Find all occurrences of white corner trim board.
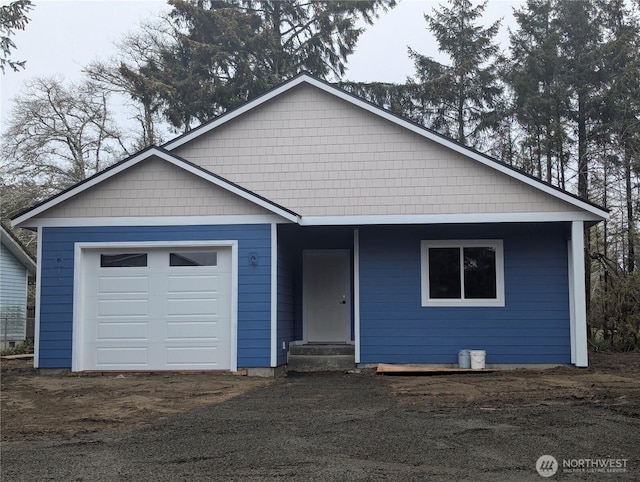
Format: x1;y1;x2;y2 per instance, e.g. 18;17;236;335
353;228;361;364
569;221;588;367
270;223;278;367
33;229;43;368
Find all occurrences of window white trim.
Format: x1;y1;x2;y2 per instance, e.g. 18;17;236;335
421;239;505;307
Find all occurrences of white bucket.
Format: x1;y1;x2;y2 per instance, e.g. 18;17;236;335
458;350;471;369
470;350;486;369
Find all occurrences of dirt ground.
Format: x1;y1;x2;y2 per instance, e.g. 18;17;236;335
1;352;640;481
388;351;640;414
2;352;639;442
0;360;270;442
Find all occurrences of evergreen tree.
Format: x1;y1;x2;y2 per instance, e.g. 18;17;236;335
509;0;570;185
131;0;395;132
0;0;33;73
408;0;503;147
554;0;605;201
85;21;173;148
508;0;640;341
598;0;640;273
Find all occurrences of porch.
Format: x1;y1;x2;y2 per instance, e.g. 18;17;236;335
276;225;357;370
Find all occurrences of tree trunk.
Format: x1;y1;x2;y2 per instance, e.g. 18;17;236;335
546;150;552;184
457;93;465;144
576;92;591;317
535;131;542;179
577;93;588;199
625;150;636;272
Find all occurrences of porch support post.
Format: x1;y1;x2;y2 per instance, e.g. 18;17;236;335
569;220;588;367
354;228;360;364
270;223;278;367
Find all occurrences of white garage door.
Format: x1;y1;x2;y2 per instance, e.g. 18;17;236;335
80;247;232;371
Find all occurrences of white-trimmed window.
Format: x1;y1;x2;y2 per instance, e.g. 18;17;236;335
421;240;505;307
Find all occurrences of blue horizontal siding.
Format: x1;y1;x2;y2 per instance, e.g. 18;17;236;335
38;224;272;369
359;223;572;365
37;330;72;340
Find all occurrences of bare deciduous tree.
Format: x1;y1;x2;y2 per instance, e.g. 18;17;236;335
1;76;129;192
84;20;174;149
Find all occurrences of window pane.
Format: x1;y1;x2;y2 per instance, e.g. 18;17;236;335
463;247;497;299
428;248;461;299
170;252;218;266
100;253;147;268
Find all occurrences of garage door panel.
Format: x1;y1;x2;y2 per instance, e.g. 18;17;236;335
97;299;148;317
81;247;232;371
166;320;219;339
166;298;219;316
167;274;221;293
165;346;219;365
97;322;148;340
98;276;149;294
96;347;148;366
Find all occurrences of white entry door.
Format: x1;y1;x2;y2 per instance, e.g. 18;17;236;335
79;247;232;371
303;250;351;343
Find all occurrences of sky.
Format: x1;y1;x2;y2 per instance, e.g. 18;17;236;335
0;0;524;131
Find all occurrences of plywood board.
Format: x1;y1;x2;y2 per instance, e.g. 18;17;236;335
376;363;498;374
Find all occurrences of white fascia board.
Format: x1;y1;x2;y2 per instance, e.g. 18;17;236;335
299;211;604;226
12;148;299;227
163;73;607;220
0;226;36;273
25;214;291;228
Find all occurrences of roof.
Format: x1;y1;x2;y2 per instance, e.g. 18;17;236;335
1;225;36;274
12;147;300;226
164;72;608;219
11;73;608;228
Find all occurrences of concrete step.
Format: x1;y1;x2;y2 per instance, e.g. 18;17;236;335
288;344;355;356
287;354;356;372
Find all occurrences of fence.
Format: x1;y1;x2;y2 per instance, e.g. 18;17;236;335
1;308;35;351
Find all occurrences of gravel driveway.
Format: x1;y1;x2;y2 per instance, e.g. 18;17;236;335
2;368;639;481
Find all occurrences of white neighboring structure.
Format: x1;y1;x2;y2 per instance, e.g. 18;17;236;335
0;225;36;349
